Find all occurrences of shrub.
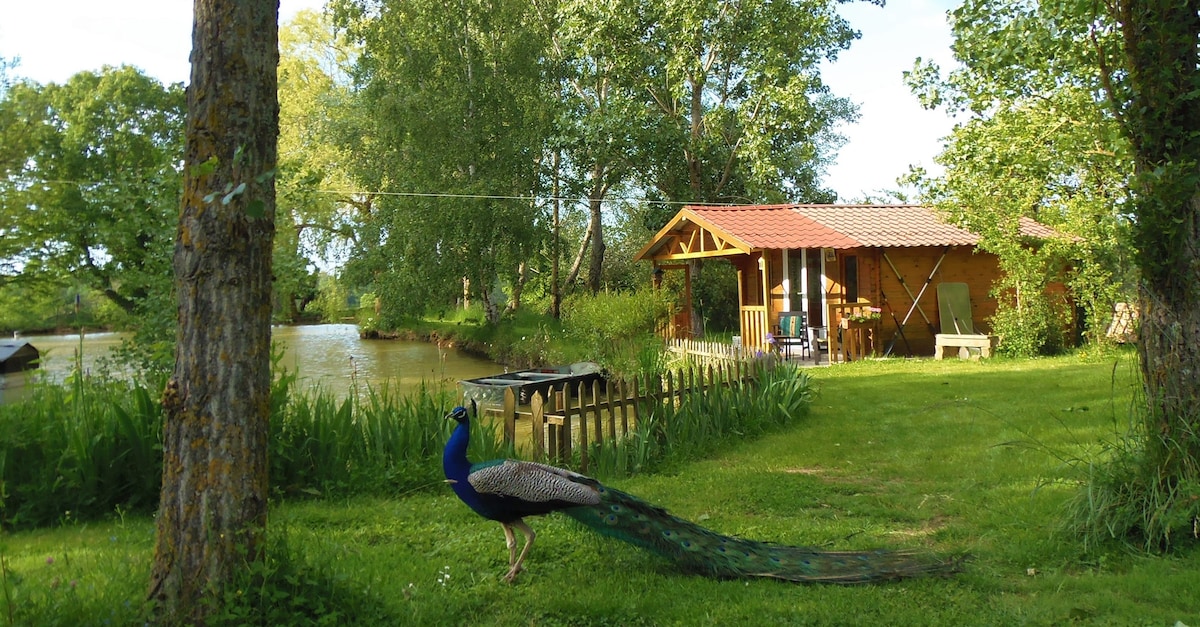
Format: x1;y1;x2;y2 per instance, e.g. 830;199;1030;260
561;288;675;378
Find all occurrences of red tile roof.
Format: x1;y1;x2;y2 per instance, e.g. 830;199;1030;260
634;204;1065;261
687;204;1055;249
687;205;860;249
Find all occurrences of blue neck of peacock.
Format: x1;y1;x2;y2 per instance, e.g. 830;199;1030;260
443;419;473;483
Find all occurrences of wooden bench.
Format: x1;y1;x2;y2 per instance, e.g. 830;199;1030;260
934;334;999;360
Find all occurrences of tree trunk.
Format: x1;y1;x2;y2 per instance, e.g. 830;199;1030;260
1116;0;1200;493
550;149;561;319
564;221;592;286
148;0;278;622
508;261;527;313
586;171;606;294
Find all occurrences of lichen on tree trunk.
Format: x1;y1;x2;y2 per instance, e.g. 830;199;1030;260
148;0;279;621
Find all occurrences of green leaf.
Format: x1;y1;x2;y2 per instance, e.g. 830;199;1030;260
246;199;266;218
194;155;219;176
221;182;247;205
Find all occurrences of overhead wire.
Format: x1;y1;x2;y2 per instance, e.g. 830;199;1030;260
0;178;740;207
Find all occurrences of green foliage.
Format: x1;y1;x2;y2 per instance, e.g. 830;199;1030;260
1068;423;1200;553
580;361;813;478
560;288;674;378
907;0;1134;349
312;273;351;324
0;372;164;529
647;362;814;468
987;250;1072;357
0;67;183;322
335;0;551;324
268;371;506;498
691;260;740;334
0;355;507;529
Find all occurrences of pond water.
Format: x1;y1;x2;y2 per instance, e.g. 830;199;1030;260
23;324;503;399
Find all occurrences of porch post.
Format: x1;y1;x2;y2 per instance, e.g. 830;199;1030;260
759;253;770;345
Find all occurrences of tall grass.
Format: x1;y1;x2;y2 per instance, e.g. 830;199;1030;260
2;356;808;529
0;371;163;529
269;370;506;499
582;362;814;478
0;364;505;530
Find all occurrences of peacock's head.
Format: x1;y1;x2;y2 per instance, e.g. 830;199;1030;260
445;406;469;425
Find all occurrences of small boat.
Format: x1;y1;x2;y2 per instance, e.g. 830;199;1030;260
460;362;603;407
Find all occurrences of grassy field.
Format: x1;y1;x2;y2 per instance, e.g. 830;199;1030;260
3;350;1199;625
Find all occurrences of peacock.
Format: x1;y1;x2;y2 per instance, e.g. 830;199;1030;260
442;406;963;584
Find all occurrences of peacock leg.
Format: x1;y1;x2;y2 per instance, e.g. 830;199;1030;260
503;519;535;583
501;523;518;568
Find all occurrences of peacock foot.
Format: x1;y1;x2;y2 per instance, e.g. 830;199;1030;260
502;563;525;583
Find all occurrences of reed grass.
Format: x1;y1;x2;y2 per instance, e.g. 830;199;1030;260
3;353;798;529
0;360;506;529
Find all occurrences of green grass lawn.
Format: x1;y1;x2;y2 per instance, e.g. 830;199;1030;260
4;350;1199;626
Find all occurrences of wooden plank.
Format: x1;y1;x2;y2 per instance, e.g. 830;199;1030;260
503;387;517;447
591;379;603;444
530;392;544;463
617;379;629;436
630;375;640;432
598;380;611;439
569;384;586;473
558;389;572;463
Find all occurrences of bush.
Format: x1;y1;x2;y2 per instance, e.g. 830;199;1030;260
561;288;675;378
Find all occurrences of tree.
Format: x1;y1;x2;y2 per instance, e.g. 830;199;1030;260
334;0;553;325
602;0;859;333
0;67;184;316
540;0;857;297
275;9;360;321
1099;0;1200;546
905;0;1133;354
630;0;855;217
147;0;279;620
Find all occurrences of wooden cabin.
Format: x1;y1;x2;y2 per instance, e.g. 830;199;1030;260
634;204;1069;360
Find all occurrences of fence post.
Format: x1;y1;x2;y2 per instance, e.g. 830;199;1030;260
557;389;571;463
570;383;586;473
530;391;545;463
503;387;517;449
630;375;641;432
615;379;628;437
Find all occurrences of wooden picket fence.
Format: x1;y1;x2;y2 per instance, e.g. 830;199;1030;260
664;338;751;363
485;361;756;472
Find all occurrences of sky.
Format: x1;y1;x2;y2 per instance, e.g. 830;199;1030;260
0;0;961;203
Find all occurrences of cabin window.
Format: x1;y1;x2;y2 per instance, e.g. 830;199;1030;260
844;255;859;303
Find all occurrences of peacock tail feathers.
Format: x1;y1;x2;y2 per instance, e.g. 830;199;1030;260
561;477;962;584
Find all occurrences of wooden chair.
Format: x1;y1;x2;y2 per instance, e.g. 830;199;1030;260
776;312;810;360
